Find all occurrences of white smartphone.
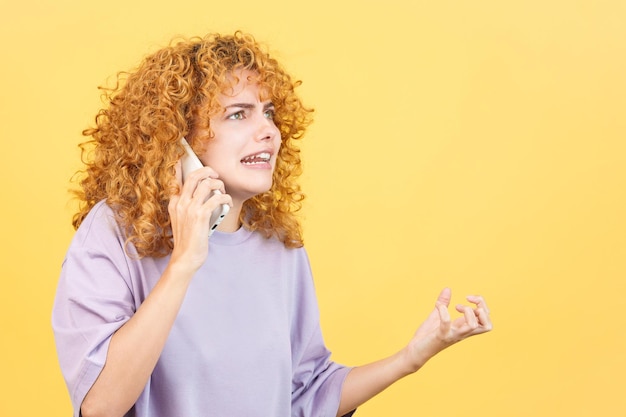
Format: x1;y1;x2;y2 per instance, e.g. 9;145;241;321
180;137;230;236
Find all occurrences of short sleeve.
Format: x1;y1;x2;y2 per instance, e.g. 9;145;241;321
290;249;355;417
51;203;136;416
291;325;355;417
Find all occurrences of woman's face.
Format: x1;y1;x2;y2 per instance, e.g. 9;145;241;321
197;70;281;206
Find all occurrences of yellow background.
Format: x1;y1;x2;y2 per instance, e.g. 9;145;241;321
1;0;625;416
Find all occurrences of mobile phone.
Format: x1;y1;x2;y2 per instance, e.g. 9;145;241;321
180;137;230;236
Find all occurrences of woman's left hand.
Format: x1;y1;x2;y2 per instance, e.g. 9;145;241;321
404;288;493;372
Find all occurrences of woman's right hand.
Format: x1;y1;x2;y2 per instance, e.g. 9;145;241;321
167;161;232;273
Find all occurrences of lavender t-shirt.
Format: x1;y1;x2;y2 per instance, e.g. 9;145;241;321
52;201;352;417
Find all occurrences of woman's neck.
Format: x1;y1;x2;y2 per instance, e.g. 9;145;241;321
215;201;243;233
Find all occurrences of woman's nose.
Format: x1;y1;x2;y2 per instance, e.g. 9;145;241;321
255;115;278;142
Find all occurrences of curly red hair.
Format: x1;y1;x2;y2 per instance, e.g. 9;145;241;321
73;32;312;257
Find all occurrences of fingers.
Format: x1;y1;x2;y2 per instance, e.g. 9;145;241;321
435;287;452;308
475;307;493;331
179;167;221;201
168;166;232;237
435;302;451;339
465;295;492;330
460;304;479;329
191;177;227;206
454;294;493;333
467;295;490;315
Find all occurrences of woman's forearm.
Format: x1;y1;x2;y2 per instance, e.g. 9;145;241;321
80;263;195;417
337;348;419;416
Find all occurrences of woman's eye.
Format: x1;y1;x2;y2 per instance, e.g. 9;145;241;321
228;111;245;120
264;109;275;119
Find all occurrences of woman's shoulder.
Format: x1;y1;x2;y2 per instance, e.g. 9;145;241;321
72;200;126;249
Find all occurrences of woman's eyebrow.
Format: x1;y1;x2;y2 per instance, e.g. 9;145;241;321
224;103;256;110
224;101;275;110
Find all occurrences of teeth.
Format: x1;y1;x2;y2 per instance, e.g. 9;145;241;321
241;152;271;164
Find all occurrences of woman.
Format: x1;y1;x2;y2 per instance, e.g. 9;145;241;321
52;32;492;417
